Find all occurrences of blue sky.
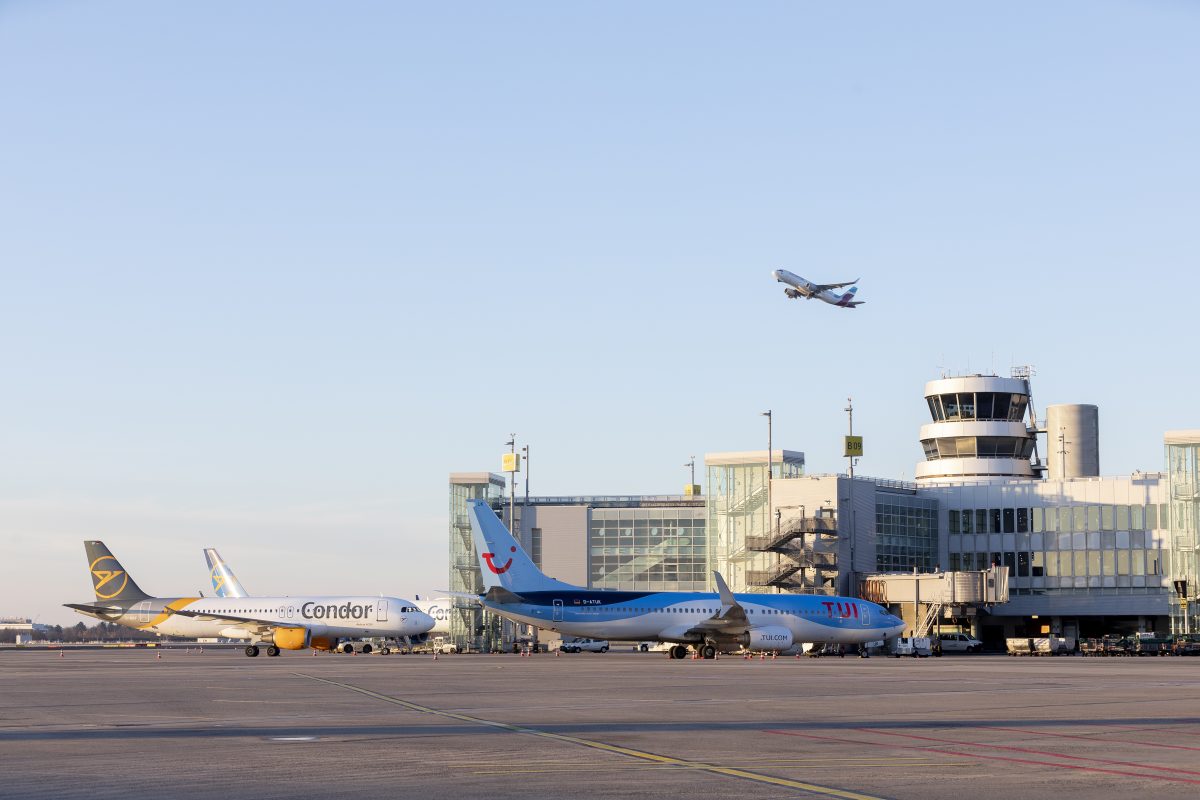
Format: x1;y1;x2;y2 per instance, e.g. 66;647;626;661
3;2;1198;623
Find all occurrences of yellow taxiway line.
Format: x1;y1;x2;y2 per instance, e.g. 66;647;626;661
295;672;887;800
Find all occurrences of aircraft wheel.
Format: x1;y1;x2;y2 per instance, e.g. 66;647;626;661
380;648;390;655
701;645;716;660
244;645;260;658
669;644;688;659
266;645;280;657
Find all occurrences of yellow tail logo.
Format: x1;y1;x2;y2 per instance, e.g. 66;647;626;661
89;556;129;599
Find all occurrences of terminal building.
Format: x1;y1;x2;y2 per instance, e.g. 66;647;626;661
449;373;1200;652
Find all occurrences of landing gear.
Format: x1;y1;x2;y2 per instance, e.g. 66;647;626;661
380;648;391;655
700;644;717;660
244;645;260;658
266;645;281;657
667;644;689;659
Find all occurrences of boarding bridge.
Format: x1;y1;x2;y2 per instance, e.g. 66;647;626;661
859;567;1010;638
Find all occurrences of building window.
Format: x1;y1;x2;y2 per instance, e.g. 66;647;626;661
1003;508;1015;533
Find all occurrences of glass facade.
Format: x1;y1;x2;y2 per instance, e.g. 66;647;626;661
927;392;1028;422
706;453;805;592
947;501;1169;595
448;474;506;652
1167;437;1200;634
589;507;708;591
875;495;938;571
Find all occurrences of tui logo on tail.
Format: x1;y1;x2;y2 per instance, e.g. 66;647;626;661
482;546;517;575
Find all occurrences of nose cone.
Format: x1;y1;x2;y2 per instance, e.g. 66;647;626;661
771;269;783;281
415;612;435;633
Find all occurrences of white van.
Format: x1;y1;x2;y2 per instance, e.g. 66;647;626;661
937;632;983;653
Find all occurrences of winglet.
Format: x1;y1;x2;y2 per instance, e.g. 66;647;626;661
713;571;737;608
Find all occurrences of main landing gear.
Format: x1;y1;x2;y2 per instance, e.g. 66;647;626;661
243;644;281;657
666;644;718;659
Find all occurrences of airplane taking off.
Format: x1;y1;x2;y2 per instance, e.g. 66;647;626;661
66;541;434;657
464;500;904;659
772;269;864;308
203;547;454;638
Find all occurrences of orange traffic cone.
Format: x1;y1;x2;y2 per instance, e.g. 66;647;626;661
156;651;162;660
59;649;64;658
759;652;765;661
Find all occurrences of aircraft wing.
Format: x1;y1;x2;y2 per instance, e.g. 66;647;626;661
813;278;859;291
168;608;282;637
64;602;123;618
661;571;750;640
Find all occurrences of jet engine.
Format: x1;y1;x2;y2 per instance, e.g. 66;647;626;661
742;626;794;651
272;627;312;650
784;288;802;299
407;632;430;645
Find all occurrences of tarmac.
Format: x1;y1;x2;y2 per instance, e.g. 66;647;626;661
3;648;1200;800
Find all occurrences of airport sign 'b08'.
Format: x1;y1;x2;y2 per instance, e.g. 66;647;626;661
844;436;864;457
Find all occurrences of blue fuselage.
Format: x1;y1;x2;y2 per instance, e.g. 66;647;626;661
485;589;905;645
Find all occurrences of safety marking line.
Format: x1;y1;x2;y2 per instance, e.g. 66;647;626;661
765;729;1200;786
294;673;886;800
470;762;957;775
854;727;1200;777
985;724;1200;753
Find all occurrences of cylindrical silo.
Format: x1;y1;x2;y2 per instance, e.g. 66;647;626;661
1046;404;1099;479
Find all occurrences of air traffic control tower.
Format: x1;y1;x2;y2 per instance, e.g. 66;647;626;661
916;375;1039;482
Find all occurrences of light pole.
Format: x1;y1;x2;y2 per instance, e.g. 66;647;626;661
506;434;516;534
844;398;856;595
523;444;529;506
762;410;773;540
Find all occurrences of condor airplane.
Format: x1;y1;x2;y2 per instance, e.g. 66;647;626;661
66;541;434;657
203;547;454;637
465;500;904;659
772;269;864;308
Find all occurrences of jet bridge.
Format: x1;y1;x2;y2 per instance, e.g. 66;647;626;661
859;566;1010;638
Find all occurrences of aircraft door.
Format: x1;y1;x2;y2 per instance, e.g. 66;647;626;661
860;604;871;626
553;599;563;622
377;599;388;622
134;600;151;624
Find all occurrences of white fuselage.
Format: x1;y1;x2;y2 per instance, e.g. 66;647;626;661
124;596;433;641
414;597;454;636
772;269;837;304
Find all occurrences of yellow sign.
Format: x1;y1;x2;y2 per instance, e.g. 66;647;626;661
502;452;521;473
844;436;864;457
684;484;702;496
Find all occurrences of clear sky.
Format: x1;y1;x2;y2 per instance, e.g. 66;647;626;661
3;2;1198;624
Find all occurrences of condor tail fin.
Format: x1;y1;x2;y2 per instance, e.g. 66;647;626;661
203;548;249;598
84;541;151;602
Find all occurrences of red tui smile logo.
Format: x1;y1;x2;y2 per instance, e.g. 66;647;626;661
483;546;517;575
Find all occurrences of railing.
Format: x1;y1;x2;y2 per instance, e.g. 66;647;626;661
745;515;837;552
747;562;801;586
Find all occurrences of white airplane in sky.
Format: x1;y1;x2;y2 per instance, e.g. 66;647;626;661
772;269;864;308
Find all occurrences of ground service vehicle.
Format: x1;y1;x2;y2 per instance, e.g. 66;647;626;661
937;632;983;653
559;638;609;653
